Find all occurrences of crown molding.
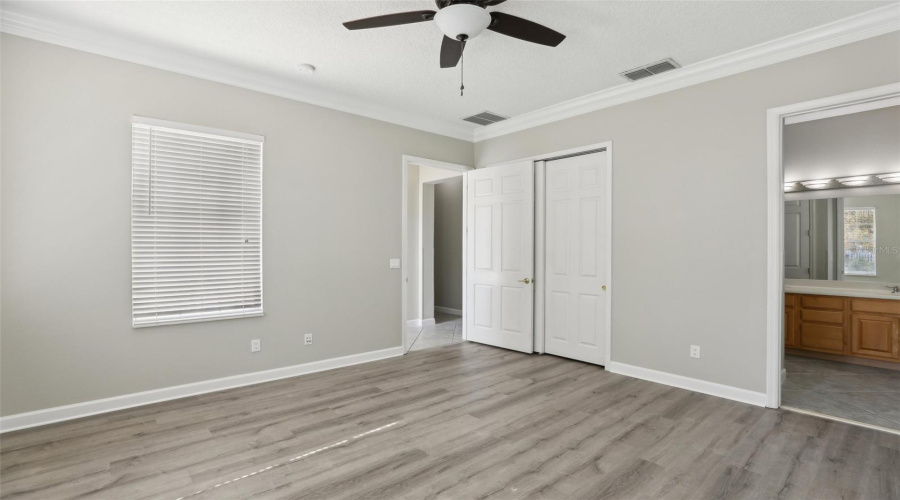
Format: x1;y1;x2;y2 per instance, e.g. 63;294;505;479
474;4;900;142
4;4;898;145
0;10;476;142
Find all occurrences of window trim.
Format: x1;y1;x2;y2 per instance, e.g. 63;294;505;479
132;116;264;143
131;116;265;328
842;206;876;277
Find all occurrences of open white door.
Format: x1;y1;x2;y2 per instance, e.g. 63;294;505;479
466;161;534;353
543;152;609;365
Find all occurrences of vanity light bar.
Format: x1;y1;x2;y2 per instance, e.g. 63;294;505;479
837;175;875;186
801;179;834;190
785;171;900;192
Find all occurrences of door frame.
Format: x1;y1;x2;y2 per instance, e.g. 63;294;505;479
401;155;473;354
765;83;900;408
483;142;613;365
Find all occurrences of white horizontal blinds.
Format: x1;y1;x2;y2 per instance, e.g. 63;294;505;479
132;120;263;327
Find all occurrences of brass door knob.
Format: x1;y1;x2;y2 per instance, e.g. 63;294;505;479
518;278;531;284
602;285;607;291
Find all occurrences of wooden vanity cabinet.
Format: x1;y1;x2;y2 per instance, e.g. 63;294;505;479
797;294;846;354
850;299;900;361
851;315;899;360
785;293;900;363
784;294;798;348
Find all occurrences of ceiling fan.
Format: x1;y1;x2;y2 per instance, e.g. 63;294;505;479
343;0;565;95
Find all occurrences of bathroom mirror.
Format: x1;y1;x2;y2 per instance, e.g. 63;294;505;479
784;193;900;284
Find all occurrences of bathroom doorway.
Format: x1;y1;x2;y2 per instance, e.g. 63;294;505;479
768;84;900;433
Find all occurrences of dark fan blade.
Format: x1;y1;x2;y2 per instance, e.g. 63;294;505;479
481;0;507;5
487;12;565;47
343;10;435;30
440;36;465;68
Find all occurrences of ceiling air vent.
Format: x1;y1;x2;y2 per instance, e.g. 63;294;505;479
620;58;680;82
462;111;509;126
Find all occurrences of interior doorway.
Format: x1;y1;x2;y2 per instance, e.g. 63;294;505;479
766;83;900;434
401;156;471;353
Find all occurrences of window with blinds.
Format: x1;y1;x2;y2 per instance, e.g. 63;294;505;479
132;117;263;327
843;207;876;277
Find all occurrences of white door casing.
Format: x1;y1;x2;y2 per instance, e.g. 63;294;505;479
543;153;609;365
466;161;535;353
784;200;810;279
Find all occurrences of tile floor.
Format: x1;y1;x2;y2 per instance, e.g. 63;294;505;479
782;354;900;431
406;311;463;352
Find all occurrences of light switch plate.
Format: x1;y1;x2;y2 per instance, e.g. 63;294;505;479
389;259;400;269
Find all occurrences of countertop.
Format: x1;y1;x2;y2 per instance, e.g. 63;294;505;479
784;282;900;300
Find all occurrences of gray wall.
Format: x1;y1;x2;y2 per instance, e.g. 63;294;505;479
784;105;900;183
475;33;900;393
0;34;473;416
422;183;436;320
434;178;463;311
3;29;899;414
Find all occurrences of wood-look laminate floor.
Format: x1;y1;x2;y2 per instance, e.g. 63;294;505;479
2;342;899;500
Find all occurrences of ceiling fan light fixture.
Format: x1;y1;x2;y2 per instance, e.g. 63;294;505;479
434;4;491;41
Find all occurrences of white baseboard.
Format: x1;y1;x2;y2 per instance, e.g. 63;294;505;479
606;361;767;407
434;306;462;316
405;318;436;327
0;346;404;433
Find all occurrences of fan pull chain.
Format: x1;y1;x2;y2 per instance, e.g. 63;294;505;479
460;49;465;97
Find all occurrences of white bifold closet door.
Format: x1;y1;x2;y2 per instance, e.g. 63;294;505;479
543;152;609;365
466;161;535;354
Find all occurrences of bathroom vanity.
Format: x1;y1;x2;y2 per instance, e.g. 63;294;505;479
782;190;900;368
784;288;900;365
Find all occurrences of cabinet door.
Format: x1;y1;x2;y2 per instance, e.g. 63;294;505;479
799;323;845;354
851;314;900;360
800;295;845;311
785;308;797;347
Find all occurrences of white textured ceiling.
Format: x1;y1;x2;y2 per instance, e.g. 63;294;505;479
3;1;893;136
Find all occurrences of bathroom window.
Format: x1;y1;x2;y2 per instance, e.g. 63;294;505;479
844;207;876;276
131;117;264;327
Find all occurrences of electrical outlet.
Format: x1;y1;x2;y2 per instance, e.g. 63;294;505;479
304;334;313;345
690;345;700;359
251;339;261;352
